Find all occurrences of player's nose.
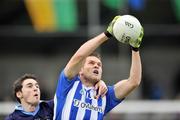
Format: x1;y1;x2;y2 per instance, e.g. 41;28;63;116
94;63;99;68
33;86;38;91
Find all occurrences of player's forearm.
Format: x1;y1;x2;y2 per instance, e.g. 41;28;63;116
75;33;108;58
64;33;108;79
129;51;142;87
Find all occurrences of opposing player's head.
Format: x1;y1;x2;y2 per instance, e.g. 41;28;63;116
13;74;40;106
79;52;102;84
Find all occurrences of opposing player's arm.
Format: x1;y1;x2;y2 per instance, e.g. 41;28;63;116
114;50;142;99
94;80;107;99
64;33;109;80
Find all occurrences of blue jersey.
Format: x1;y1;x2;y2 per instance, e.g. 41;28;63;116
53;70;123;120
5;100;54;120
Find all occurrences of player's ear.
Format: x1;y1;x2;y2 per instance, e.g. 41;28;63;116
79;69;83;76
16;91;23;99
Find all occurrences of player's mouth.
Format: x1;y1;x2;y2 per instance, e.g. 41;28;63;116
34;93;39;97
93;70;99;75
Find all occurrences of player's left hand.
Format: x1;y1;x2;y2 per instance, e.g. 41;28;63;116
94;80;107;99
129;27;144;48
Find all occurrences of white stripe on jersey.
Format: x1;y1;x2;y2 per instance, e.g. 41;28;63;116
102;96;107;113
61;81;80;120
53;94;57;120
90;96;106;120
75;89;86;120
90;98;98;120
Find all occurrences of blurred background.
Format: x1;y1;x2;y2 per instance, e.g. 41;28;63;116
0;0;180;119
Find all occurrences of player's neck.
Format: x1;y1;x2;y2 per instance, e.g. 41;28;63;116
80;75;95;87
21;101;38;112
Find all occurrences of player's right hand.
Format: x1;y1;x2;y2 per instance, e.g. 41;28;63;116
105;15;121;37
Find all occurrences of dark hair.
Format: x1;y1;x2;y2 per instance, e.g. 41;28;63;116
89;52;101;60
13;73;38;103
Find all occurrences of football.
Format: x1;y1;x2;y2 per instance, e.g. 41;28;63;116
113;15;143;45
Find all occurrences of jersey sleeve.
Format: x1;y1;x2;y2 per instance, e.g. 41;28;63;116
55;69;79;98
4;116;12;120
4;113;15;120
104;86;124;115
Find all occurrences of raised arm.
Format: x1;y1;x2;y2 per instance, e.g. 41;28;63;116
64;33;109;79
63;15;121;80
64;16;119;80
114;50;142;99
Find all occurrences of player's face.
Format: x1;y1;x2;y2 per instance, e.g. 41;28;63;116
81;56;102;83
19;79;40;105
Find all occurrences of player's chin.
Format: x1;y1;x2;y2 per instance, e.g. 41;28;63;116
31;100;39;106
92;76;101;83
33;97;40;104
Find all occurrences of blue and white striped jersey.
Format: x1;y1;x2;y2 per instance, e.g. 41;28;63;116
53;70;123;120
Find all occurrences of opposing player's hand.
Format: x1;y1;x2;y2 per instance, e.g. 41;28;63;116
105;16;121;37
94;80;107;99
129;27;144;49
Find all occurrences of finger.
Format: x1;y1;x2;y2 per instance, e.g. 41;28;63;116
101;87;107;97
96;86;102;99
100;86;106;97
94;87;102;99
94;83;98;90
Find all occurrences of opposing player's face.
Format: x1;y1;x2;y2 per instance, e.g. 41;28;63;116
19;79;40;105
81;56;102;83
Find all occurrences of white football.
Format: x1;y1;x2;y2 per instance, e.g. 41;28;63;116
113;15;143;44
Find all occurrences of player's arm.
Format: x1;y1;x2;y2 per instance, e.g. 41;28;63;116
64;33;109;80
111;15;143;99
114;50;142;99
64;16;120;80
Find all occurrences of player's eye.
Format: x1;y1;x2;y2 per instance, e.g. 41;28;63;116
27;85;32;88
89;61;94;65
97;63;102;67
36;85;39;88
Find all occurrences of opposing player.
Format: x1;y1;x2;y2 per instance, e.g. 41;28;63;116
53;15;144;120
5;74;107;120
5;74;53;120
